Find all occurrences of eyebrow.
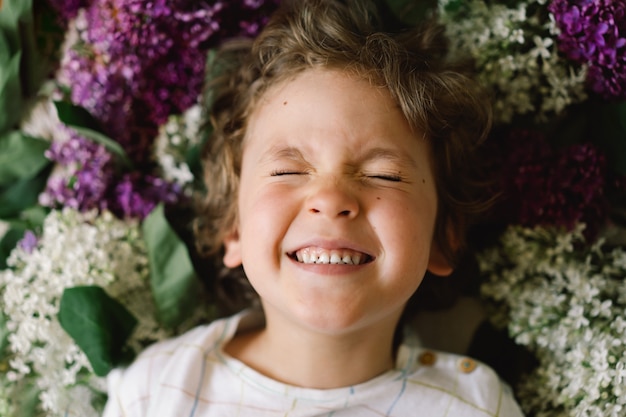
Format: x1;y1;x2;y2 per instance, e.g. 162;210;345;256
357;146;418;168
259;144;417;168
260;145;306;163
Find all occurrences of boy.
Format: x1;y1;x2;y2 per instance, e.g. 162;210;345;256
104;0;524;415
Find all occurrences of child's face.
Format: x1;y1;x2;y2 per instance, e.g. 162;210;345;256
223;69;451;335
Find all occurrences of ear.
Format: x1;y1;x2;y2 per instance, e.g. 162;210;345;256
427;222;458;277
222;228;243;268
427;244;454;277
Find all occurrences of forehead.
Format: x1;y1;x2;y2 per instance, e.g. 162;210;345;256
240;68;435;176
244;68;419;146
254;68;394;111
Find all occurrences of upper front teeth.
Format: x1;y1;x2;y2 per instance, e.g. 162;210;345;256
295;248;365;265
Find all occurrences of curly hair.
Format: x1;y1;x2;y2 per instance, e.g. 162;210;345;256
195;0;492;281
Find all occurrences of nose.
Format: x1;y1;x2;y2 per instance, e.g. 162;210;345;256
306;177;359;219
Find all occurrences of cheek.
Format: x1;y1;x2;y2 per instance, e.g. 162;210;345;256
371;194;436;264
238;187;296;257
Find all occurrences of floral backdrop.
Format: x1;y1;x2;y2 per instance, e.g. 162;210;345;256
0;0;624;416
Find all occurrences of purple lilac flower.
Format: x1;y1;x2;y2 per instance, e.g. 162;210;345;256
45;0;93;22
60;0;280;166
40;132;184;219
40;133;115;212
17;231;39;254
52;1;279;218
549;0;626;99
218;0;282;38
496;130;608;233
112;173;182;220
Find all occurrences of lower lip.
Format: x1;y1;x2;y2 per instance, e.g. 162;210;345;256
288;256;370;275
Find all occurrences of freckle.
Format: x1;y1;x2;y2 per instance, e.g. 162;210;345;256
376;197;381;200
283;101;288;105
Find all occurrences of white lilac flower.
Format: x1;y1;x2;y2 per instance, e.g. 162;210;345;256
480;223;626;416
0;209;169;416
437;0;587;123
153;104;202;191
19;89;70;144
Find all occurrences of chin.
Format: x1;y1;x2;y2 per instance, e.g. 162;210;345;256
288;301;400;337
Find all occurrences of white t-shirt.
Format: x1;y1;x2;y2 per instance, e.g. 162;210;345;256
103;311;524;416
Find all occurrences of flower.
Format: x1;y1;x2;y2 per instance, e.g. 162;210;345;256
39;132;115;213
19;91;71;143
479;224;626;416
0;207;211;416
153;104;202;190
0;209;171;416
549;0;626;99
45;0;280;217
16;231;38;254
1;0;622;415
2;0;276;414
58;0;280;165
491;129;608;233
112;173;181;219
45;0;92;22
38;126;185;220
216;0;281;38
438;0;588;123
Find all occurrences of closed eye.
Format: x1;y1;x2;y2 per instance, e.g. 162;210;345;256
270;170;307;176
368;174;403;182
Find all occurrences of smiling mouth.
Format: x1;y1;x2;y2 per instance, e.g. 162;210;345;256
288;247;373;265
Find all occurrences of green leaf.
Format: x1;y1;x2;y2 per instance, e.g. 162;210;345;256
0;0;33;53
437;0;465;15
53;101;132;167
0;29;11;64
0;226;25;269
53;100;103;132
0;0;40;134
72;125;133;168
0;130;50;186
0;0;33;30
18;21;44;99
142;204;201;328
58;286;138;377
0;164;50;219
0;52;23;134
2;205;48;231
0;205;48;269
17;204;48;227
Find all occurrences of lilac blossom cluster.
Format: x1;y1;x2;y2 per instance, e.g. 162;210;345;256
58;0;279;165
45;0;92;22
40;133;114;213
480;224;626;417
498;130;608;233
40;132;180;219
46;0;278;219
549;0;626;99
113;172;181;219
